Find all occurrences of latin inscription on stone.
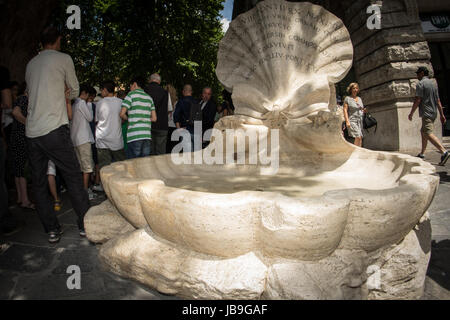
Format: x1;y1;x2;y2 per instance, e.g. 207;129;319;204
218;0;351;82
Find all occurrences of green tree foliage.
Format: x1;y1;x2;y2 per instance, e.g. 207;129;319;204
52;0;225;98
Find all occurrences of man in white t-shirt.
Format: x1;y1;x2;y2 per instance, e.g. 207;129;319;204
95;80;126;172
70;85;95;199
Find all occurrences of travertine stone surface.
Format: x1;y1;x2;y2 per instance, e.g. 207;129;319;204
361;79;419;105
367;213;432;299
85;0;436;300
354;42;431;76
354;25;425;62
94;206;432;300
396;106;443;151
84;200;135;244
361;78;439;106
362;102;443;152
360;104;403;151
346;1;417;35
351;15;420;47
358;61;433;90
99;228;268;299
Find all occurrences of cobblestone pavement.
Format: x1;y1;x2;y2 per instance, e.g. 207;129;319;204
1;142;449;300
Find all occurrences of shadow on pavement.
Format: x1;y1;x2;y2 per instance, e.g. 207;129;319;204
437;171;450;184
427;239;450;291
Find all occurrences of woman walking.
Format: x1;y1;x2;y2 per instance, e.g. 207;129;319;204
10;83;34;209
343;83;367;147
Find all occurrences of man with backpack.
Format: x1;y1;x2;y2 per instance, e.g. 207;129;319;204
173;84;202;151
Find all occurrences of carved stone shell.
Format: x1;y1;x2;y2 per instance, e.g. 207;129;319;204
216;0;353;121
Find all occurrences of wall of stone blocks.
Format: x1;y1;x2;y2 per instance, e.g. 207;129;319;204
343;0;442;151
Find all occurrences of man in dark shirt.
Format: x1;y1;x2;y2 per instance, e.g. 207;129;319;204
174;84;196;132
145;73;169;155
198;87;217;148
409;66;448;165
173;84;199;151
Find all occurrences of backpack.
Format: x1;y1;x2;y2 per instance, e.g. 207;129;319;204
187;101;202;126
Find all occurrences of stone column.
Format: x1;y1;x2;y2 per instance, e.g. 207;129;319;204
344;0;441;151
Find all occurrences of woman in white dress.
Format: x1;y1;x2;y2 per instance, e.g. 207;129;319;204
343;83;367;147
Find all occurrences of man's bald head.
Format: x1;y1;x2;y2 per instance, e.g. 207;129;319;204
149;73;161;84
201;87;212;102
183;84;193;96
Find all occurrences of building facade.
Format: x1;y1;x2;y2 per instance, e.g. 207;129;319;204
233;0;450;151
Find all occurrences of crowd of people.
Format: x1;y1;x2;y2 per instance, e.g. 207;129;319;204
1;26;449;245
0;27;234;243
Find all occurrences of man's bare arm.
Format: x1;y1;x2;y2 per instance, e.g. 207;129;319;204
66;100;73;121
408;97;421;121
12;106;26;125
65;86;73;120
437;99;446;124
65;56;79;100
1;88;12;110
120;107;128;121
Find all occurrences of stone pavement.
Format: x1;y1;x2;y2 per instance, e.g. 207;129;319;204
0;193;177;300
410;137;450;300
1;142;450;300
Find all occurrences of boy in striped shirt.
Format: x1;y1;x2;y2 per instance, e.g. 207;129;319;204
120;77;157;158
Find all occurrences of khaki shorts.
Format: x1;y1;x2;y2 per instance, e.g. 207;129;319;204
421;118;435;135
74;143;94;173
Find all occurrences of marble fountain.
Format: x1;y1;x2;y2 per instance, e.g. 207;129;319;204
85;0;438;299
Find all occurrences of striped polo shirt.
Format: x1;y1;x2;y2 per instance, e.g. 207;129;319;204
121;88;155;143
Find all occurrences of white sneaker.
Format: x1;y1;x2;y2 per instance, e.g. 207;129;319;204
92;184;104;192
87;189;97;200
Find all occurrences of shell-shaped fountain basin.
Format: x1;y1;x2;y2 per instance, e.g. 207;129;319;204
87;0;438;299
100;141;438;261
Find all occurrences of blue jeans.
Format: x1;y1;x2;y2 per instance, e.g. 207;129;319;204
125;147;133;160
127;140;151;159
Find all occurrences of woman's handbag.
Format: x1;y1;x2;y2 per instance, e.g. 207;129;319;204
363;112;377;132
